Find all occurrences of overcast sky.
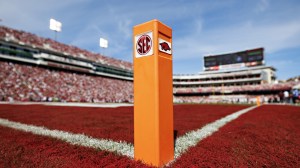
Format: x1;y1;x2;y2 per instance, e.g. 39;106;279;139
1;0;300;80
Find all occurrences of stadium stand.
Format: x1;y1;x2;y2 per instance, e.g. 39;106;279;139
174;94;283;104
0;26;132;70
0;61;133;103
0;25;299;104
173;82;295;94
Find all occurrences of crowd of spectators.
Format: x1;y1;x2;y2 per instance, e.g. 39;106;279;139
1;61;298;104
173;82;297;94
174;95;248;104
0;26;132;70
1;26;299;104
0;61;133;103
174;94;286;104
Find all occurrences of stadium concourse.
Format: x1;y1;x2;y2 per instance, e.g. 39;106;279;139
0;25;300;104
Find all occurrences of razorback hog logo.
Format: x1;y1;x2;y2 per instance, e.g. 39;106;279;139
159;42;171;51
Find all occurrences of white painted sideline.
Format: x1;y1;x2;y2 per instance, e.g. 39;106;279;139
0;118;134;158
172;105;257;160
0;101;133;108
0;105;257;165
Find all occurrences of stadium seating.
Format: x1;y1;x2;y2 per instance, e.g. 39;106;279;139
0;26;132;70
0;61;133;103
1;26;299;104
174;82;295;94
174;94;283;104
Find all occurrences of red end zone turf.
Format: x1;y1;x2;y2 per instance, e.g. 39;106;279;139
171;105;300;167
0;126;150;168
1;104;299;167
0;104;246;143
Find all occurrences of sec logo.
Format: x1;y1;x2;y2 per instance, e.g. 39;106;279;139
137;35;152;55
135;31;153;58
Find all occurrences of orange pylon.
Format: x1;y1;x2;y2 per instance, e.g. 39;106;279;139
133;19;174;167
256;96;261;106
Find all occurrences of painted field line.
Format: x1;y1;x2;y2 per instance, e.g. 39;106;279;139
0;105;257;165
172;105;257;162
0;118;134;158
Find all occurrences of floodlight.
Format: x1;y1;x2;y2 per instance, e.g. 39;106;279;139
49;18;62;32
100;38;108;48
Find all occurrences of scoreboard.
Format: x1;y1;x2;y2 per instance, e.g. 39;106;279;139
204;48;264;71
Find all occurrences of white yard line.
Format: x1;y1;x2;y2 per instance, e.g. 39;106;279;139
170;105;257;164
0;105;257;165
0;118;134;158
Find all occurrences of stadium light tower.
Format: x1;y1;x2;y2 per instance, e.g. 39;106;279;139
99;37;108;55
49;18;62;41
